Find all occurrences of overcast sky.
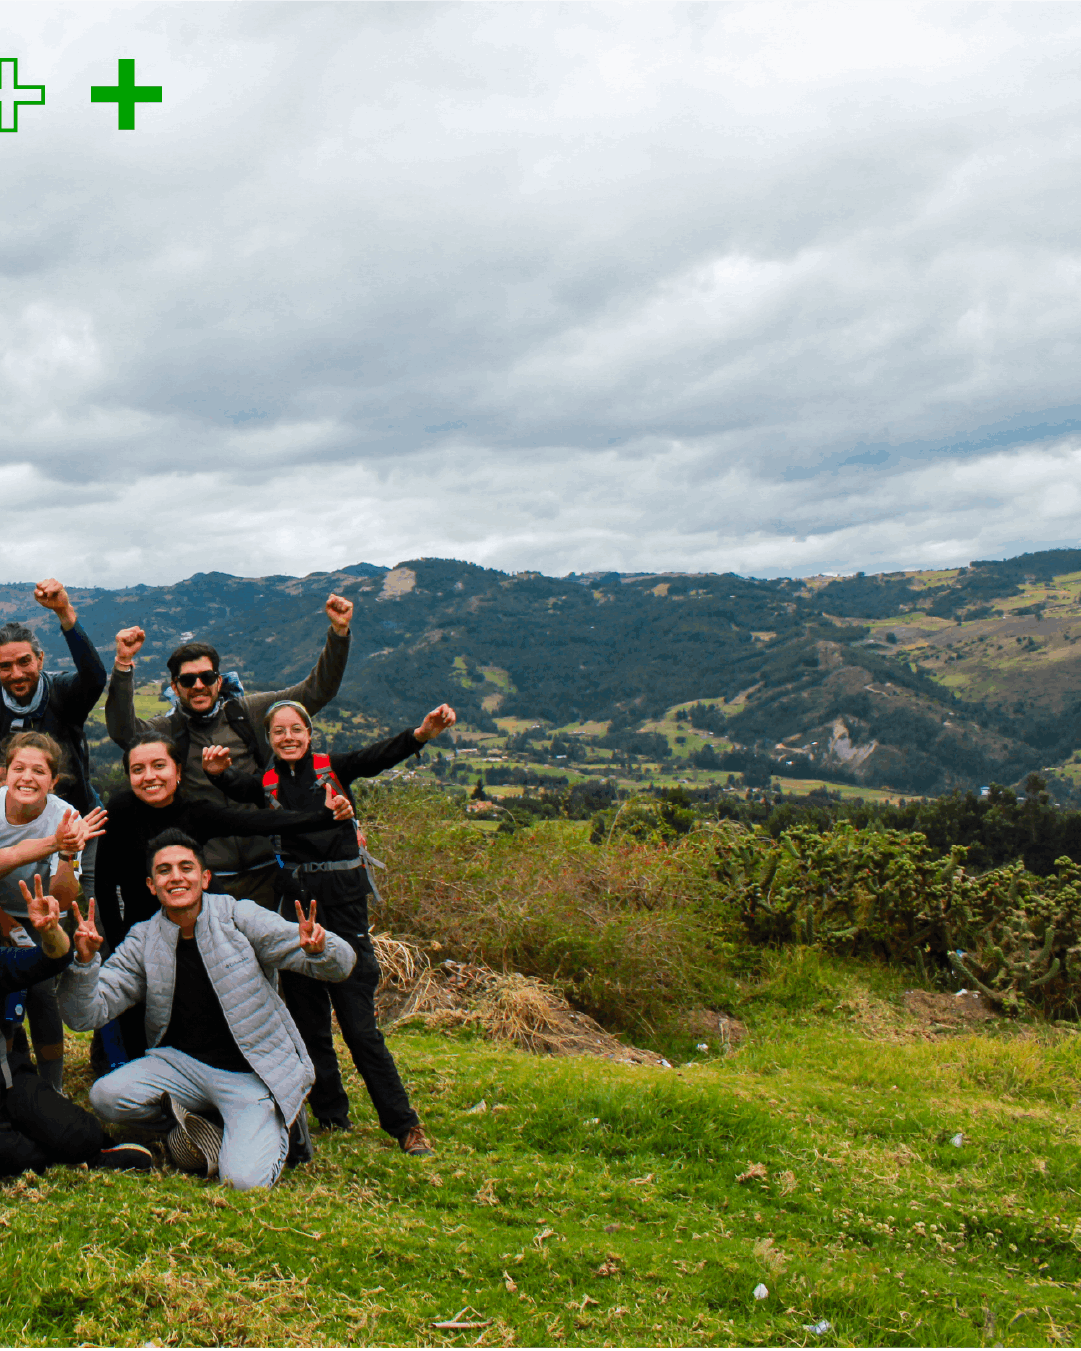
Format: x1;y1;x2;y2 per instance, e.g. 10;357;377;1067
4;2;1081;586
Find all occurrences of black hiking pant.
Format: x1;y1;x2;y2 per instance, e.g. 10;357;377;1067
279;928;418;1138
0;1060;113;1176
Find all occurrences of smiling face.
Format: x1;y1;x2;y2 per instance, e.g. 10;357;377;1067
171;657;222;715
128;742;181;806
3;747;56;818
147;844;209;917
268;707;312;762
0;641;45;704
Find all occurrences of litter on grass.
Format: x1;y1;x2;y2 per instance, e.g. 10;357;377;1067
753;1283;769;1300
803;1320;832;1335
951;1132;964;1147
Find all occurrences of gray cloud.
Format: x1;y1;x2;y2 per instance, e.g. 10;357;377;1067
3;2;1081;584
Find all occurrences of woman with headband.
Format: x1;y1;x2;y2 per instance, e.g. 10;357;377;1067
203;698;456;1156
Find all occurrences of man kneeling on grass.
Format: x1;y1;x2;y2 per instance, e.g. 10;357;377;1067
57;828;355;1190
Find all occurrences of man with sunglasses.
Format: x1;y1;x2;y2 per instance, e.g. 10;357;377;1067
104;594;353;911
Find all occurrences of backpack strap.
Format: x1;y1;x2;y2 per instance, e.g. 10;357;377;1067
223;700;263;766
311;752;348;801
166;707;190;770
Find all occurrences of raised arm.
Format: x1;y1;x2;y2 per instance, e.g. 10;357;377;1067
329;704;455;786
245;594;352;725
35;578;107;721
105;627;166;748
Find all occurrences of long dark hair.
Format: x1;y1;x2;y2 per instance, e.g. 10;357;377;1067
123;731;183;776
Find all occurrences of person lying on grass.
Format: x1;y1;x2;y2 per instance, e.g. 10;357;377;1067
202;699;456;1156
0;874;151;1177
57;828;356;1191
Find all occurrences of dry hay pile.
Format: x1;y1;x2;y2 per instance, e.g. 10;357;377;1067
903;988;1002;1036
369;933;672;1066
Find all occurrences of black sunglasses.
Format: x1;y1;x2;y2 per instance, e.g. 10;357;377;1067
175;670;220;689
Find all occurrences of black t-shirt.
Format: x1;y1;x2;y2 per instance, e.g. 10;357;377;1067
161;935;252;1074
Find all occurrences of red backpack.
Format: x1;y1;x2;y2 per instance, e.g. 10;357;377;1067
262;752;346;806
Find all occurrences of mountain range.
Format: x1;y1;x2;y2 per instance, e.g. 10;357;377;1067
4;548;1081;799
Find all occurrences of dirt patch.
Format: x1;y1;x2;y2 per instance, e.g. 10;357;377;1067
903;989;1002;1035
373;943;673;1067
679;1007;748;1052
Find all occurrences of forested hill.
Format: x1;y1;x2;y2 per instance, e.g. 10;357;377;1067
4;548;1081;798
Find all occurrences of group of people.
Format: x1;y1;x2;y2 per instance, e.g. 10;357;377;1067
0;579;456;1189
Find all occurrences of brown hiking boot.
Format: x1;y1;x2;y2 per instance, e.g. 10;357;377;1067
398;1124;435;1157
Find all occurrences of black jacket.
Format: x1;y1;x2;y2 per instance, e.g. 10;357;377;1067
93;786;344;949
217;730;423;921
0;622;106;815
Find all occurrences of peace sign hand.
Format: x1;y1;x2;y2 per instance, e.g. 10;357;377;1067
71;897;104;965
295;898;326;954
20;874;62;934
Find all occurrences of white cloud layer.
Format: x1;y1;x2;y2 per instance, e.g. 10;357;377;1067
3;2;1081;583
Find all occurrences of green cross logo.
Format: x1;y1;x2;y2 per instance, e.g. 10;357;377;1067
0;58;44;133
90;59;161;130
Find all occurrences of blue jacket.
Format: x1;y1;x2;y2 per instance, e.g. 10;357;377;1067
1;944;73;1088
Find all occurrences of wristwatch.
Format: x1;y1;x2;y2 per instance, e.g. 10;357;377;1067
58;852;76;862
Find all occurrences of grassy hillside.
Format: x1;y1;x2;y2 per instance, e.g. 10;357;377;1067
5;786;1081;1346
5;965;1079;1346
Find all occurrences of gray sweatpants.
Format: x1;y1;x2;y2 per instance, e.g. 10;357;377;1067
89;1047;289;1190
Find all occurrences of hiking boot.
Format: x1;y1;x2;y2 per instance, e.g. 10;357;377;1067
398;1125;435;1157
317;1116;353;1132
92;1143;155;1172
286;1112;314;1168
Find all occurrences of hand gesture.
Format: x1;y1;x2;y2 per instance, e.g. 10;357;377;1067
295;898;326;954
20;874;62;934
202;745;233;776
71;897;104;965
324;782;355;821
325;593;353;636
35;577;72;616
415;703;457;742
56;806;108;855
77;806;109;845
53;808;81;855
115;626;145;664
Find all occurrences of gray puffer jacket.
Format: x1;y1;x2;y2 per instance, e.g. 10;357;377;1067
58;893;355;1124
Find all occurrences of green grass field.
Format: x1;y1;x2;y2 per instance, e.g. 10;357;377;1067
5;951;1080;1348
